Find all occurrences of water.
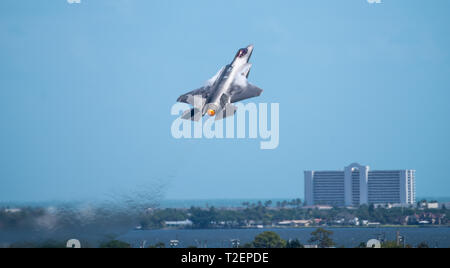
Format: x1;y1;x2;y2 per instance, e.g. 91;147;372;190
118;227;450;248
1;227;449;248
2;197;450;247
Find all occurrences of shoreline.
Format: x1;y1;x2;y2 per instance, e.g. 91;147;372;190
138;225;450;231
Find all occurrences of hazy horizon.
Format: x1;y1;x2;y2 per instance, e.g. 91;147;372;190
2;196;450;209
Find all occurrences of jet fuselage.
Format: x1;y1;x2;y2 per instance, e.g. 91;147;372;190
177;44;262;121
202;45;254;116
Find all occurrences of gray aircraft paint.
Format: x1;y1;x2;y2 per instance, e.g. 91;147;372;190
177;45;263;121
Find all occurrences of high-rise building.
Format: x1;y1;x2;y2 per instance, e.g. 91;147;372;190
304;163;416;207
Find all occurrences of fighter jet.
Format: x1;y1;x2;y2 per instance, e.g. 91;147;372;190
177;45;263;121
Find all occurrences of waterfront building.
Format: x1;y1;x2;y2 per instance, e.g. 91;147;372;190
304;163;416;207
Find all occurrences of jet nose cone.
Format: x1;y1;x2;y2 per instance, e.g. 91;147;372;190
247;44;254;50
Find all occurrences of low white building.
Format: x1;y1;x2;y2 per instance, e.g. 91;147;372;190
164;220;193;227
349;217;360;226
3;208;21;213
278;220;311;227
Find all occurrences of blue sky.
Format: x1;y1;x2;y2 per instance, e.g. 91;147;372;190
0;0;449;202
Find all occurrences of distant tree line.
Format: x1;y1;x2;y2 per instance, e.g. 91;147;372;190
138;201;449;229
1;200;448;232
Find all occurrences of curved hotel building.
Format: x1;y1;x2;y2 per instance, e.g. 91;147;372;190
304;163;416;207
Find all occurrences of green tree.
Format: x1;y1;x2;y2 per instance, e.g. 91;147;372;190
308;228;335;248
252;231;286;248
240;243;253;248
355;242;367;248
368;204;375;216
417;242;430;248
189;207;217;228
356;205;370;221
149;242;166;248
264;200;273;208
39;240;66;248
286;239;304;248
99;240;132;248
381;241;403;248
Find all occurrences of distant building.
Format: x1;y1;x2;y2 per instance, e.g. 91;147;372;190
277;220;311;227
164;220;193;227
3;208;21;213
304;245;319;249
349;217;360;226
304;163;416;207
302;205;333;210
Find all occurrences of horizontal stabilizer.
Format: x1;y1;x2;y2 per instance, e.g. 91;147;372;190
181;108;202;121
215;104;238;121
177;88;208;108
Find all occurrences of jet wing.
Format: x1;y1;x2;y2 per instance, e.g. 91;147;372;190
177;66;225;107
229;70;263;103
177;87;210;107
230;83;263;103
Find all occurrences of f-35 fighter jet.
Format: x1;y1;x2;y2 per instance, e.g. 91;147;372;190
177;45;263;121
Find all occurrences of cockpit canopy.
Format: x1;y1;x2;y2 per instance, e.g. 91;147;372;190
236;48;248;58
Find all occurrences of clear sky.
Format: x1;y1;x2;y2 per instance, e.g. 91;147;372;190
1;0;449;202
